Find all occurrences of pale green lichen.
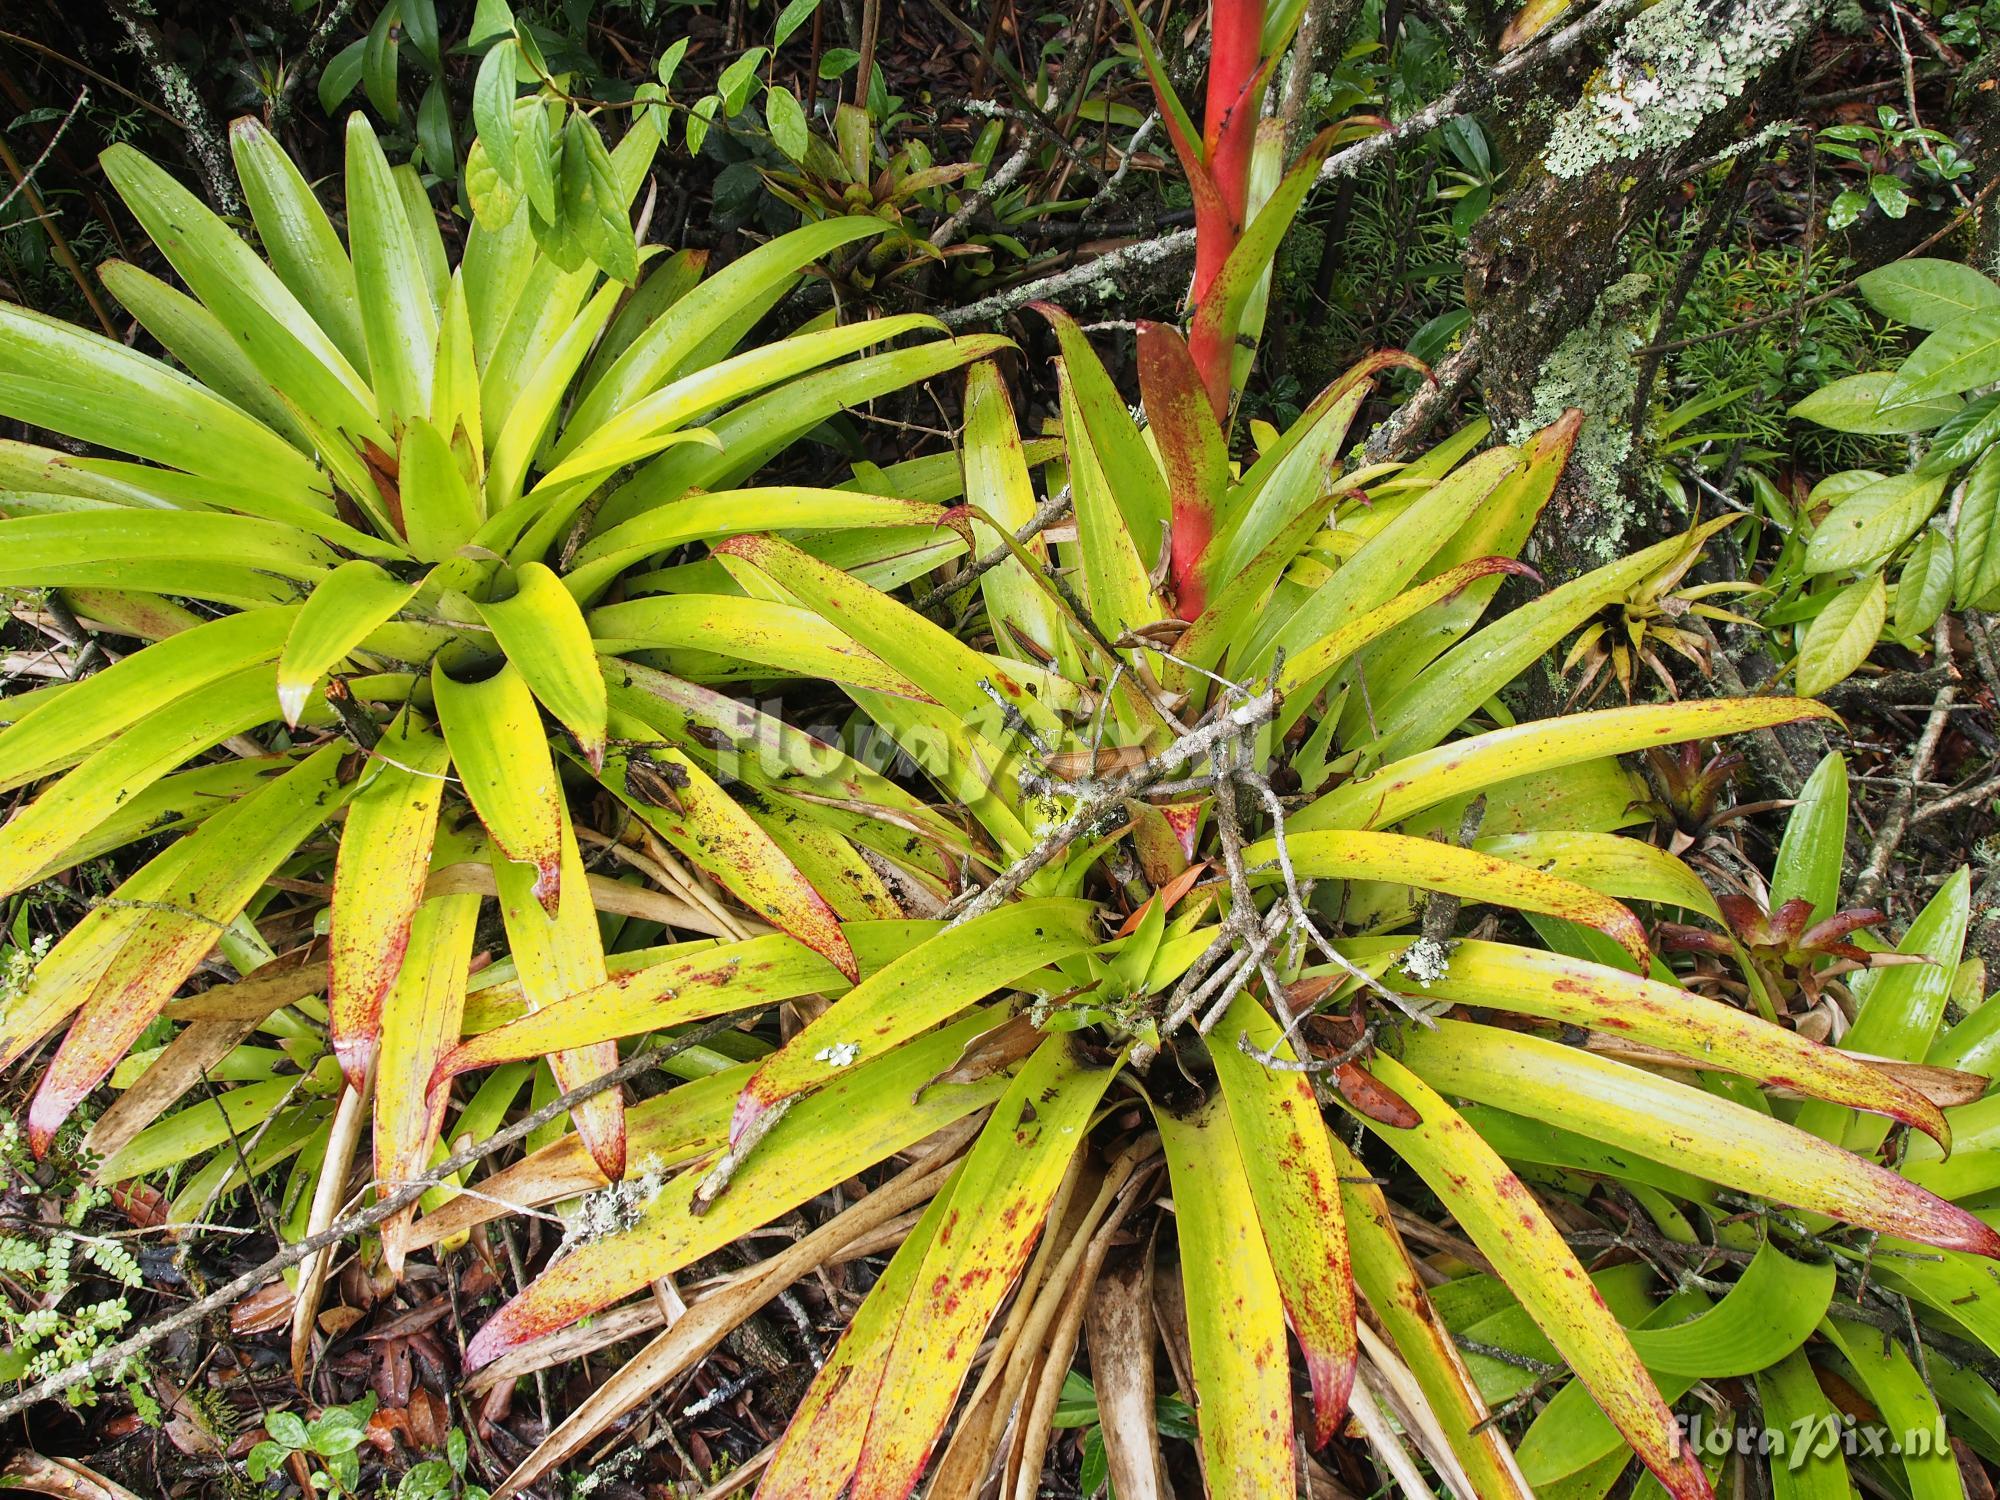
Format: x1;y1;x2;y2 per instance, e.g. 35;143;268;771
1513;273;1652;559
1542;0;1821;180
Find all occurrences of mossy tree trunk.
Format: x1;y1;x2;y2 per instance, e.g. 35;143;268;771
1464;0;1830;584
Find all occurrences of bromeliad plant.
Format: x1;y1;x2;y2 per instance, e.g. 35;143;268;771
0;104;1008;1271
382;17;1994;1500
436;344;2000;1497
2;14;1999;1500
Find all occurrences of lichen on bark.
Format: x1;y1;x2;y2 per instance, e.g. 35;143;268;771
1542;0;1823;180
1513;272;1653;566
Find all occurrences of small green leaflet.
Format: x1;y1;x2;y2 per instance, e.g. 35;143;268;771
1795;574;1885;699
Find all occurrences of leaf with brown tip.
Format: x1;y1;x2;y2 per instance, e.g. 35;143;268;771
1208;994;1357;1447
595;739;856;982
1343;1050;1713;1500
1398;1018;2000;1259
26;747;350;1155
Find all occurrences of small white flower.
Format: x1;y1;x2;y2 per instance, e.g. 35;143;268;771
815;1042;861;1068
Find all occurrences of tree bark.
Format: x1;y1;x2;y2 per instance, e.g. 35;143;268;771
1465;0;1830;583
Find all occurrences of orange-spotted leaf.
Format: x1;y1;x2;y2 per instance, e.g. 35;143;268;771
1397;1019;2000;1259
595;738;856;982
1155;1085;1295;1498
1364;937;1953;1150
327;718;449;1089
1251;828;1650;966
727;899;1099;1147
1342;1050;1713;1500
462;1008;1023;1368
845;1035;1119;1498
758;1177;957;1499
26;746;350;1155
1329;1130;1533;1498
375;890;480;1275
1208;994;1357;1446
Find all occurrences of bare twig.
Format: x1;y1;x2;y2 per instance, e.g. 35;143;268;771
912;486;1072;615
0;111;117;337
948;687;1281;927
0;86;89;217
1854;616;1957;906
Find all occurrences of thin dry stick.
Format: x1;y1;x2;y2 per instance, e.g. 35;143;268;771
0;122;116;337
0;1019;736;1424
911;486;1073;615
946;685;1280;927
933;12;1096;251
0;86;89;217
1854;615;1958;906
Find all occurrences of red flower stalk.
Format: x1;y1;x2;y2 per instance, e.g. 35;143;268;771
1194;0;1268;306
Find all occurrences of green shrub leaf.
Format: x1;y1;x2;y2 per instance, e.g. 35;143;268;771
1794;574;1885;698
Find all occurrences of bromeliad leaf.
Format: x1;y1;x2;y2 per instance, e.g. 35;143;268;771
1347;936;1951;1146
1397;1019;2000;1257
374;891;481;1275
1208;994;1357;1446
279;559;424;726
485;802;626;1180
1340;1050;1712;1500
1248;829;1650;964
1156;1086;1296;1498
328;717;451;1089
594;738;858;981
843;1036;1119;1498
0;608;296;792
432;658;565;911
728;900;1099;1144
25;747;352;1154
476;562;610;768
462;1008;1026;1367
1296;697;1839;833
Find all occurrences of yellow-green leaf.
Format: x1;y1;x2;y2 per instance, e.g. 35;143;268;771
432;658;564;910
729;900;1098;1144
1345;1050;1711;1500
328;718;450;1088
280;560;424;725
476;562;610;768
1156;1087;1295;1499
1208;994;1356;1444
